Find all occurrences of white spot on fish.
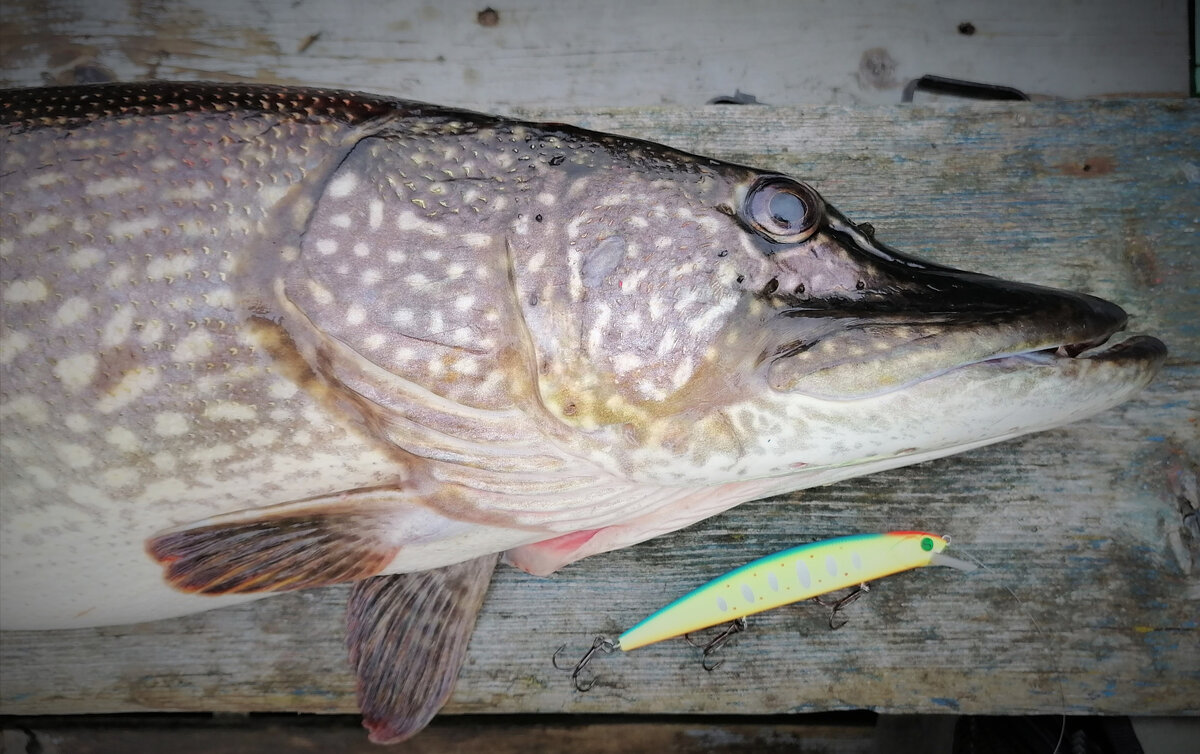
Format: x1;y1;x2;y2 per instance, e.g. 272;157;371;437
101;467;139;488
63;413;92;433
106;264;133;289
620;269;648;293
25;171;65;188
671;357;694;389
268;380;298;399
3;279;48;304
146;254;197;281
101;308;135;348
406;273;429;288
331;213;352;228
307;280;334;306
95;368;160;414
656;328;678;357
455;295;476;312
527;251;546;273
173;330;213;362
105;426;141;452
56;443;94;469
369;199;384;229
150;452;177;472
422;249;443;262
109;215;161;238
612;352;642;373
462;233;492;249
537;192;556;206
328;172;359;198
27;466;58;490
205;402;256;422
189;443;235;463
346;304;367;326
648;295;666;322
0;330;31;364
1;395;50;425
393;309;414;326
68;247;104;270
86;176;141;196
361;269;381;286
689;297;737;334
245;428;280;447
52;297;90;328
22;214;61;236
53;353;97;393
0;239;11;258
154;412;190;436
353;242;370;257
364;333;387;350
397;211;446;236
316;238;338;255
138;319;165;345
454;357;480;376
165;180;213;201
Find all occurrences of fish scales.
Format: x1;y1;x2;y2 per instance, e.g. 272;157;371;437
0;85;1166;740
0;82;1167;741
0;83;804;626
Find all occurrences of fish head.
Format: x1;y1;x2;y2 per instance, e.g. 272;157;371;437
507;141;1167;485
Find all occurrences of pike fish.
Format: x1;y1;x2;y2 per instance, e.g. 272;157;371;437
0;83;1167;741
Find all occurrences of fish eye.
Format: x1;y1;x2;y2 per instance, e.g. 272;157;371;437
744;177;823;243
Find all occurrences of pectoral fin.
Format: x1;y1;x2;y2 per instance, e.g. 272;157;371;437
346;554;499;743
145;489;442;594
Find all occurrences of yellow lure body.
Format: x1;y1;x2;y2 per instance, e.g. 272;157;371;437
617;531;961;651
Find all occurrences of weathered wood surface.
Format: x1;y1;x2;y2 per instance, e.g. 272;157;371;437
0;0;1188;105
1;99;1196;721
0;715;882;754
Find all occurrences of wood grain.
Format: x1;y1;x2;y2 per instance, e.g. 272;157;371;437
2;100;1196;719
0;0;1187;105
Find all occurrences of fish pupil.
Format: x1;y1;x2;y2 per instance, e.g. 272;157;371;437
769;191;805;230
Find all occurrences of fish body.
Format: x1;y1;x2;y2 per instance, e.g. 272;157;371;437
0;82;1167;740
616;531;971;651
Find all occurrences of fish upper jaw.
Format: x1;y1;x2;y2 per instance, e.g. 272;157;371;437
755;209;1166;401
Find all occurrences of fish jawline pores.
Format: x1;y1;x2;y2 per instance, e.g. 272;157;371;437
743;329;1168;482
771;328;1167;403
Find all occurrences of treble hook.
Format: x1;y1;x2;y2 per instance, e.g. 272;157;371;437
812;583;870;629
684;617;747;672
552;636;617;692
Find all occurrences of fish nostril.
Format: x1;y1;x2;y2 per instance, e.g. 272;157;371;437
763;278;779;295
855;280;866;290
794;283;806;295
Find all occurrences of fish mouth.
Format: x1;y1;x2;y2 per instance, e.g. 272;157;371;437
761;209;1168;400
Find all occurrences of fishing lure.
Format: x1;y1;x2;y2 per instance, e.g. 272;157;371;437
556;531;976;689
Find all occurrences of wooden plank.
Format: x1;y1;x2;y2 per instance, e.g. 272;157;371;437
1;100;1196;720
0;715;883;754
0;715;879;754
0;0;1188;105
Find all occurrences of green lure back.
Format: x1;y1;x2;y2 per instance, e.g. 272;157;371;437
617;531;975;651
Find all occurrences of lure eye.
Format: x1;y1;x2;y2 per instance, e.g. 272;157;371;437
744;177;823;243
920;537;934;552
